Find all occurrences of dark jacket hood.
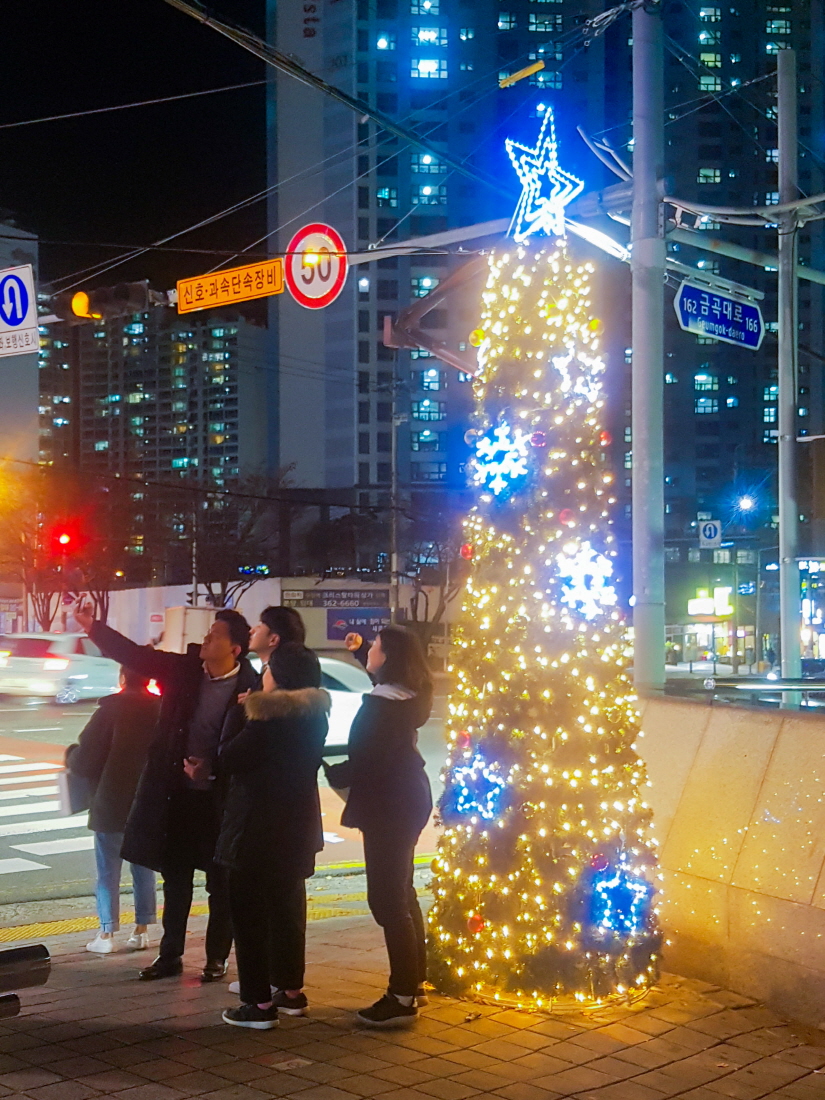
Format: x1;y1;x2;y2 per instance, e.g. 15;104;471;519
244;687;331;722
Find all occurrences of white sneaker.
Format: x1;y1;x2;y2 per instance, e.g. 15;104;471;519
86;934;114;954
125;932;150;951
229;980;277;997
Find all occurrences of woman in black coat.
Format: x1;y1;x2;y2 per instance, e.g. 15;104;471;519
216;648;330;1029
330;626;433;1028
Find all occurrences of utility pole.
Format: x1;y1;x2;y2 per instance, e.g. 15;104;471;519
631;1;666;692
389;358;407;624
777;48;801;682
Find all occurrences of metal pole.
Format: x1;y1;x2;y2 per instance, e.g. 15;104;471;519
777;48;801;683
390;360;400;624
631;1;666;692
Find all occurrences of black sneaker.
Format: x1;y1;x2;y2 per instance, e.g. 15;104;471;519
271;990;308;1016
222;1003;279;1029
356;993;418;1028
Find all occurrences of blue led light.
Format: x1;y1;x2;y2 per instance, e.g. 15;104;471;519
505;106;584;242
591;857;653;935
452;754;507;820
473;423;530;498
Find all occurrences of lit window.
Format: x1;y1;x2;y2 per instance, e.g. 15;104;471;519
376;33;396;49
413;26;447;46
699;6;721;21
765;41;781;54
766;19;791;33
457;372;472;382
412;275;439;297
358;277;370;294
699;52;722;67
624;451;633;469
410;430;444;451
665;372;678;384
531;68;562;88
730;52;741;62
411;0;438;11
410;348;434;359
764;406;777;423
698;167;721;184
420;368;442;390
376;186;398;208
411;153;446;173
498;12;516;29
764;385;778;400
699;75;722;92
765;148;779;163
726;396;739;408
713;550;731;564
765;191;780;205
412;58;448;78
123;323;144;335
697;216;721;230
727;375;737;385
624;347;632;364
624;426;632;442
799;407;809;417
459;27;474;39
763;429;778;443
698;29;720;43
412;183;447;205
94;440;109;451
529;12;562;31
695;398;719;414
665;546;680;562
694;373;718;391
411;399;446;420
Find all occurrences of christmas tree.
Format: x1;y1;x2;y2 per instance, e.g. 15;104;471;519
427;109;661;1009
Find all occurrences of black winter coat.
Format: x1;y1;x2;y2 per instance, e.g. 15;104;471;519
214;687;331;877
335;691;433;834
88;622;259;872
66;690;160;834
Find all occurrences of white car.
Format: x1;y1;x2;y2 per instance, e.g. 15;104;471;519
318;656;372;750
0;633;120;703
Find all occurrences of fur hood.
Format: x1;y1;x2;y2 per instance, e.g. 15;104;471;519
244;687;331;722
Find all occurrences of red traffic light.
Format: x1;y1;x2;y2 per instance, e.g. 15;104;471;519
48;521;86;557
57;533;71;546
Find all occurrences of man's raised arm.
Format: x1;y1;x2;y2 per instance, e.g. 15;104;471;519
74;601;182;682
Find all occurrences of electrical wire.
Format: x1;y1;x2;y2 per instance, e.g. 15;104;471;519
0;80;267;131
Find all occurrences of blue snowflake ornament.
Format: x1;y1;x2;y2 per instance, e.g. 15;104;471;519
473;423;531;498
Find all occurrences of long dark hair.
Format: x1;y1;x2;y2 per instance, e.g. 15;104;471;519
373;626;433;698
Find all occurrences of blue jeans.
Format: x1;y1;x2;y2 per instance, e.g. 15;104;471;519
94;832;157;933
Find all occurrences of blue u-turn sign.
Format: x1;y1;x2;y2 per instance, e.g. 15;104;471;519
674;281;764;350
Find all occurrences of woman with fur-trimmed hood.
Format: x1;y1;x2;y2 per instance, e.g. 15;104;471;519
215;645;330;1029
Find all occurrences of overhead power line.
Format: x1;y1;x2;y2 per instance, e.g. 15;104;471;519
0;80;267;131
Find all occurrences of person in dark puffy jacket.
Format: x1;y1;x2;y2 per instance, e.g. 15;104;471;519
329;625;433;1028
217;647;330;1029
65;667;160;955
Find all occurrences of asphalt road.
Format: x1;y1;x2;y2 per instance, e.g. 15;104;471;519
0;693;449;905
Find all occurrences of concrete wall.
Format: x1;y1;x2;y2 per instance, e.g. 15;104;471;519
638;694;825;1026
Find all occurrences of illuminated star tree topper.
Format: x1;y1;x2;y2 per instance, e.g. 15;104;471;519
505;105;584;242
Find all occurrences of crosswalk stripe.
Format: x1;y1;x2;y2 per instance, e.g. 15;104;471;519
0;800;59;819
0;858;49;874
0;755;23;762
0;763;61;775
12;836;94;856
0;786;58;802
0;814;87;839
0;773;58;786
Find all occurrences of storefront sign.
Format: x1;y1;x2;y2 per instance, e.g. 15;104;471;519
282;589;389;609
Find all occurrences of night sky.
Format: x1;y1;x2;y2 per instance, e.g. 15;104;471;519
0;1;267;292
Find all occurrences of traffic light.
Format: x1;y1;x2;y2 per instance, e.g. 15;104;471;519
51;281;150;323
47;520;87;558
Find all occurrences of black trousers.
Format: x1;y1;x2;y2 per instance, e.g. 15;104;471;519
229;862;307;1006
363;826;426;999
158;789;233;964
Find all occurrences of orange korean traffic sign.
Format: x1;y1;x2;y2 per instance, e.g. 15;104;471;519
176;258;284;314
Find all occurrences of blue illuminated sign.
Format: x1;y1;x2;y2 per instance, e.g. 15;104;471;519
674;282;764;351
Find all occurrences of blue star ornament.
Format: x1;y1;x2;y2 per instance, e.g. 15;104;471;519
505;106;584;243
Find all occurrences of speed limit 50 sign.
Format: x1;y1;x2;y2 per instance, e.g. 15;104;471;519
284;223;348;309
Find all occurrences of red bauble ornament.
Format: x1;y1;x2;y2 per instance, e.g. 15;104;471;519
599;430;612;446
460;543;474;560
467;913;485;934
591;853;609;871
456;730;471;749
559;509;575;526
530;430;547;448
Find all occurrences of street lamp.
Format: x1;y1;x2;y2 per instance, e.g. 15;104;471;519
738;495;756;512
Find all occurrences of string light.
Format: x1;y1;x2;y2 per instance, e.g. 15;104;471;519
505;106;584;242
427;161;661;1007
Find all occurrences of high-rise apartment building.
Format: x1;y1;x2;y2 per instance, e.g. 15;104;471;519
39;307;267;482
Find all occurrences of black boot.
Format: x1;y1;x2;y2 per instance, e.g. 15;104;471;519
138;956;183;981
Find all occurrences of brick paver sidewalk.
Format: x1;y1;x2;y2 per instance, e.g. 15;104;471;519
0;914;822;1100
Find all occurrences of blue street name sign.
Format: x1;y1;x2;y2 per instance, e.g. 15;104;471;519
674;281;764;351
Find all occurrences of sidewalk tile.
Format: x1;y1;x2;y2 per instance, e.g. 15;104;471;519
0;1069;63;1089
492;1084;562;1100
26;1083;102;1100
772;1047;825;1070
412;1078;478;1099
76;1070;164;1092
586;1083;669;1100
336;1075;393;1097
532;1066;618;1092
